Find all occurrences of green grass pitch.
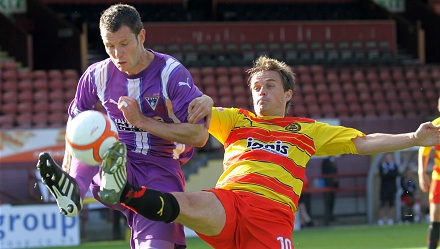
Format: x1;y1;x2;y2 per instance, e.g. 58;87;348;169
38;223;429;249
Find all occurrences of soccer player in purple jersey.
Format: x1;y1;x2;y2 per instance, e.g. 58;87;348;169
36;4;212;249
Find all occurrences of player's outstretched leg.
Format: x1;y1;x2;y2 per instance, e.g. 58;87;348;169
99;141;127;204
36;152;83;217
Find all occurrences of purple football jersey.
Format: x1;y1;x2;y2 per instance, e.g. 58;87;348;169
68;51;203;165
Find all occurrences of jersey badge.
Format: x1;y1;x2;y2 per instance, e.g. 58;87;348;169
145;96;159;110
285;122;301;132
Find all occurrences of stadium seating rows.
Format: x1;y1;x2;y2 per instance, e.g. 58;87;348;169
1;60;439;129
0;60;78;129
191;63;439;119
151;40;396;67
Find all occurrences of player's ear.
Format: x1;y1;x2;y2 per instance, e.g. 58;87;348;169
139;29;146;45
285;89;293;102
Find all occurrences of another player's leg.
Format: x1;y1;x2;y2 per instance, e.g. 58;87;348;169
99;141;180;222
428;178;440;249
98;141;128;204
428;203;440;249
36;152;83;217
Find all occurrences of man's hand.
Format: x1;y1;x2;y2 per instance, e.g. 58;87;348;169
117;96;145;127
188;94;213;129
413;122;440;147
418;171;430;193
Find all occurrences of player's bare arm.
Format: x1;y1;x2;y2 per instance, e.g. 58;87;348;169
418;148;431;193
118;96;209;147
353;121;440;155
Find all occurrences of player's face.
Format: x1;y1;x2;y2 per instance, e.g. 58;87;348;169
101;25;146;75
250;70;292;117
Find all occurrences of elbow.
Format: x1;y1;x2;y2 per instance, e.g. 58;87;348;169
194;133;209;147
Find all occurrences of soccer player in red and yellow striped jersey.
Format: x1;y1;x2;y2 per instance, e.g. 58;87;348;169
105;56;440;249
419;97;440;249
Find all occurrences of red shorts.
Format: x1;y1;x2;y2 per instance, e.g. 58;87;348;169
430;178;440;204
196;188;295;249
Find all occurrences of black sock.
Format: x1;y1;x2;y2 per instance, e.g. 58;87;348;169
428;222;440;249
120;183;180;223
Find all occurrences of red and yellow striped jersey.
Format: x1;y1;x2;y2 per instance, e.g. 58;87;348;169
209;107;365;212
420;117;440;180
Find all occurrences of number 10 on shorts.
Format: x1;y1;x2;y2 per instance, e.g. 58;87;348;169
277;236;292;249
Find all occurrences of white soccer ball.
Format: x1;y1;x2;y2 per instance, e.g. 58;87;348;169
65;110;119;166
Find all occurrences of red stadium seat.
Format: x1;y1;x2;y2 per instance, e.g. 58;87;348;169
219;96;233;107
0;114;15;129
48;78;64;90
292;104;307;117
234;95;249;109
368;80;382;92
64;78;78;91
218;85;232;96
63;69;79;81
203;86;217;100
48;112;67;128
17;70;32;81
200;67;215;77
317;92;332;104
232;85;248;97
344;92;358;103
2;60;18;71
353;71;365;82
201;75;216;88
215;67;229;77
17;90;33;103
33;101;49;114
230;75;245;87
2;102;18;114
306;104;322;118
301;84;315;96
372;91;385;102
2;80;17;92
315;83;328;94
49;100;66;113
2;69;18;81
48;89;64;102
33;79;48;90
378;68;392;82
32;112;49;128
348;103;363;117
358;92;372;102
18;79;33;92
64;89;77;102
229;66;242;77
355;82;369;93
328;83;342;93
2;90;17;103
34;90;49;103
325;70;339;84
48;69;63;80
188;68;200;79
331;92;344;103
321;104;336;118
32;70;48;80
375;102;390;117
15;113;33;128
362;102;376;117
216;75;230;86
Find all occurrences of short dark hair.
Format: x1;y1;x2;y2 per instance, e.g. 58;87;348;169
246;56;296;114
99;4;143;36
